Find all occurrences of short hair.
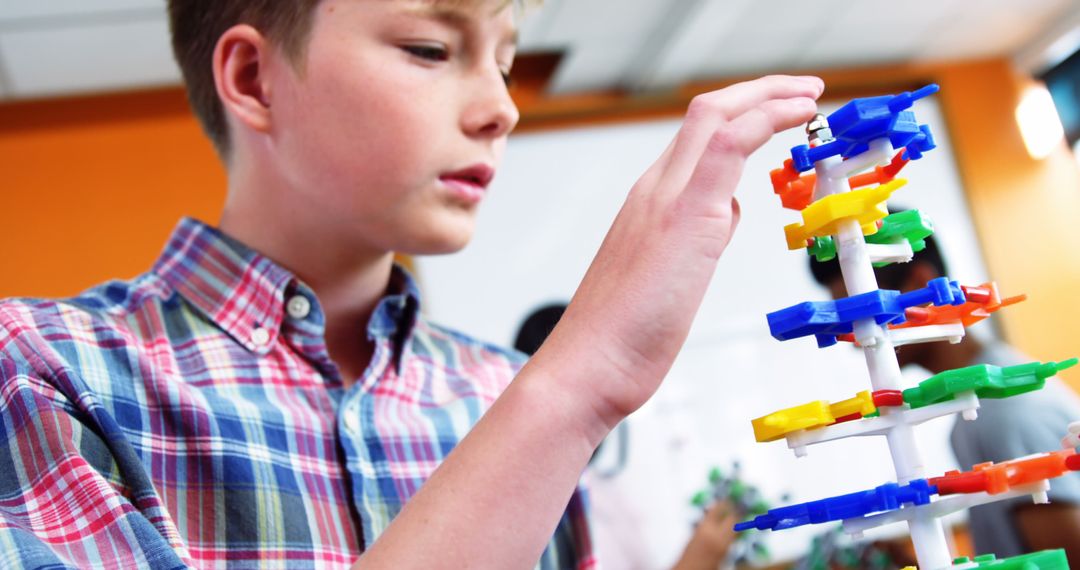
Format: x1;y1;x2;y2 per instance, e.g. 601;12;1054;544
168;0;321;158
808;229;948;292
168;0;535;160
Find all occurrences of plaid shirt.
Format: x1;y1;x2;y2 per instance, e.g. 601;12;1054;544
0;218;593;569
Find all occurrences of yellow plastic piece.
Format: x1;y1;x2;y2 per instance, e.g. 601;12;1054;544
829;390;876;419
783;179;908;250
901;567;917;570
752;400;833;442
752;391;880;443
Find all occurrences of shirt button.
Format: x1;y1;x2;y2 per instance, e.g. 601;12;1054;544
344;411;360;433
286;295;312;320
251;327;271;347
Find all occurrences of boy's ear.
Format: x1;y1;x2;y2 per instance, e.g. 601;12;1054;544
213;24;274;135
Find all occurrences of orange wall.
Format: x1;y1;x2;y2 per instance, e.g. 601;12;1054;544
0;89;225;299
2;60;1079;390
935;61;1080;392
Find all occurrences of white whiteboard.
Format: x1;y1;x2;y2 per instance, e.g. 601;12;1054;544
417;99;991;567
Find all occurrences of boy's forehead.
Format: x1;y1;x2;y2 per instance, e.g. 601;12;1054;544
406;0;516;16
397;0;521;40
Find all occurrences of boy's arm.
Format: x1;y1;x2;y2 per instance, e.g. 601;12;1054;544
358;75;823;569
0;359;189;569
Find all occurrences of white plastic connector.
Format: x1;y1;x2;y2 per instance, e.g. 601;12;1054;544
785;391;980;456
887;324;966;348
1064;421;1080;449
865;242;915;265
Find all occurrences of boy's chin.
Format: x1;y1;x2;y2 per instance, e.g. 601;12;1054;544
400;227;475;256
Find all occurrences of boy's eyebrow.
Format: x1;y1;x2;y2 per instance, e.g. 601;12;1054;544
402;2;519;46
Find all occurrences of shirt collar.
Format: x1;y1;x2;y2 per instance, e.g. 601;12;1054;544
152;217;422;359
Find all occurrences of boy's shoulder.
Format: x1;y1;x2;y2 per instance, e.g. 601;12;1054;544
0;271;175;374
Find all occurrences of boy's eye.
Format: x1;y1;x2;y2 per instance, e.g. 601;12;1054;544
501;70;513;87
402;44;449;62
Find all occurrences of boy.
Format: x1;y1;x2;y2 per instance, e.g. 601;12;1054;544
0;0;822;568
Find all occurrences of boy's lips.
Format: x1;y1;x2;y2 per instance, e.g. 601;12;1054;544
439;164;495;204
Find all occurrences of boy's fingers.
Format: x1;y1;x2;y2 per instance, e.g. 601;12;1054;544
683;96;818;201
732;96;819;154
664;78;821;193
689;75;823;122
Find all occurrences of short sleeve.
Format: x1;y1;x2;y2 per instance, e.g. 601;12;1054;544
953;387;1080;505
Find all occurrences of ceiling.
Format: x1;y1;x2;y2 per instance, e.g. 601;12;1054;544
0;0;1078;102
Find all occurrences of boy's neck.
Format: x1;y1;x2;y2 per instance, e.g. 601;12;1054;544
219;186;395;387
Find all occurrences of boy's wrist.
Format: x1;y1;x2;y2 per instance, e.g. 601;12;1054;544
517;348;618;451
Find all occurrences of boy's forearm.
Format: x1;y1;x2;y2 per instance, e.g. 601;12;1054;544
354;356;602;568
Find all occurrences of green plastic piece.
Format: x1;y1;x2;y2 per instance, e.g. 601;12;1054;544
690;490;710;508
902;359;1078;409
867;209;933;250
952;549;1070;569
807;209;934;266
808;235;838;262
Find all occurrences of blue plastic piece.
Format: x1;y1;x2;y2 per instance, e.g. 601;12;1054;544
791;84;940;172
766;277;965;347
734;479;938;532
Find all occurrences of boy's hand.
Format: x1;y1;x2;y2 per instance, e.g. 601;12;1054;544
534;75;823;439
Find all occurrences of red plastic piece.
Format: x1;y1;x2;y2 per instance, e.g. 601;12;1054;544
872;390;905;408
930;469;988;495
892;282;1025;330
769;150;910;212
930;449;1078;496
832;412;863;425
847;151;910;189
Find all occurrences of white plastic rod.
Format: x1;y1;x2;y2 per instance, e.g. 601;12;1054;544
812;134;953;569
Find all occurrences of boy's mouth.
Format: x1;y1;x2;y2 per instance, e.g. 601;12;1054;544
439;164;495;203
440;164;495;189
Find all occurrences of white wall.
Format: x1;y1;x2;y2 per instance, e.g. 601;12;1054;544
417;99;991;567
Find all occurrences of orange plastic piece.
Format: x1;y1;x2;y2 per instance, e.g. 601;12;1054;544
891;282;1025;330
770;151;910;212
930;449;1079;496
770;159;816;211
834;282;1025;344
848;151;910;190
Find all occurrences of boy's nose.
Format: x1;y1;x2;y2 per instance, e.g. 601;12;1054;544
461;73;520;139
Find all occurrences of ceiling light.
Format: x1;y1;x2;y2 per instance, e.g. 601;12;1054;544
1016;84;1065;160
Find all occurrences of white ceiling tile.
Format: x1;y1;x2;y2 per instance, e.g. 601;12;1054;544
1;17;180;99
633;0;754;89
548;44;637;94
917;0;1075;63
694;24;819;79
0;0;162;24
794;0;962;66
541;0;676;44
517;0;567;51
